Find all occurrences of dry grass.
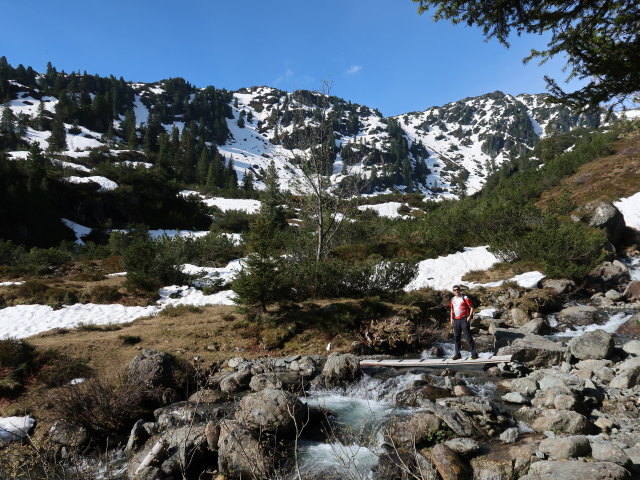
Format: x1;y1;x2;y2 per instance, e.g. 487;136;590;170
538;133;640;209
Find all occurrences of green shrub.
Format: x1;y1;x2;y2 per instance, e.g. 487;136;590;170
36;349;91;388
0;338;35;395
210;209;257;233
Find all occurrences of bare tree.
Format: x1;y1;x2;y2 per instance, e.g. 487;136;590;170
290;80;364;261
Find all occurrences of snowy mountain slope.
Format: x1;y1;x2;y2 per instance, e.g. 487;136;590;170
2;68;605;200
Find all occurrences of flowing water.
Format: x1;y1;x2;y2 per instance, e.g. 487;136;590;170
296;373;421;479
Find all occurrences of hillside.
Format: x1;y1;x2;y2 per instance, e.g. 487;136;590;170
2;58;603;200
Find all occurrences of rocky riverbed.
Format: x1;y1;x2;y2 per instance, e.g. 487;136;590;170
3;253;640;480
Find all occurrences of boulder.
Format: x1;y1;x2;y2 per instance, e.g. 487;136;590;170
126;349;177;389
623;281;640;302
48;420;89;448
623;340;640;356
499;427;518;444
538;436;590;459
321;353;361;387
128;424;208;480
590;441;632;468
385;412;442;449
430;444;472;480
523;460;630;480
235;388;303;434
395;385;451;406
569;329;614;360
502;392;529;404
531;410;590;434
154;401;226;430
605;289;624;301
557;306;605;327
219;366;252;393
493;328;525;351
469;437;539;480
217;420;274;479
126;420;154;453
188;389;227;404
509;377;538;396
510;308;530;327
542;279;575;295
497;335;567;368
249;371;305;392
589;261;630;288
518;318;552;336
444;438;480;458
584;202;627;244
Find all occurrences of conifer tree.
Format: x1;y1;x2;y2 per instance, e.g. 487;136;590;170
48;112;67;152
196;147;210;185
0;103;16;137
122;108;137;149
242;170;254;191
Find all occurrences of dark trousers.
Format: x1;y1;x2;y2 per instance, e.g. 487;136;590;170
453;316;476;355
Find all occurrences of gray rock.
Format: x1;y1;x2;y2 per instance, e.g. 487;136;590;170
538;435;590;459
554;394;578;411
531;410;591;434
497;335;567;368
217;420;274;479
125;419;150;453
585;202;626;244
48;420;89;448
235;388;303;434
605;289;624;301
385;412;441;449
557;306;605;327
519;318;552;336
609;370;640;389
591;441;632;468
227;356;244;369
510;308;530;327
493;328;525;351
622;340;640;356
509;377;538;396
126;349;177;390
219;366;252;393
524;460;630;479
500;427;519;444
154;401;225;430
321;353;361;387
502;392;529;404
542;279;576;295
589;260;630;287
187;388;227;404
128;424;208;480
444;438;480;458
569;329;614;360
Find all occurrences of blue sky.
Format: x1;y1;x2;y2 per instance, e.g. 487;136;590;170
1;0;581;116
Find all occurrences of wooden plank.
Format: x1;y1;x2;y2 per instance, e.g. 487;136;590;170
359;355;512;368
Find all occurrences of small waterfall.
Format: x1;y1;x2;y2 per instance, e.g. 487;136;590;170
551;311;634;339
622;256;640;281
297;373;421;479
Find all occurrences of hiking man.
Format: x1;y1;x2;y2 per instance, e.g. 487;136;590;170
450;285;478;360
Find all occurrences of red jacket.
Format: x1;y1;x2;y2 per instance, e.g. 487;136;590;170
450;295;473;319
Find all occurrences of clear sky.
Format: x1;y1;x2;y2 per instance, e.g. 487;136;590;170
1;0;582;116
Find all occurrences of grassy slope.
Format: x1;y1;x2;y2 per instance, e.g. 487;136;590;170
538;130;640;208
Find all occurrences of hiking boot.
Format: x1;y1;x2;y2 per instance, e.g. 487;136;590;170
470;354;479;360
451;353;462;360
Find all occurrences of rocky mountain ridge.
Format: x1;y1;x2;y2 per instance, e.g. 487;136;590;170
2;60;605;199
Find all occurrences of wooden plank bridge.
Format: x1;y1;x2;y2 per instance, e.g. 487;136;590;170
360;355;512;368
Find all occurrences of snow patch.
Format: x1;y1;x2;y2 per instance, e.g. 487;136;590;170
61;218;92;244
66;176;119;191
0;416;35;443
614;191;640;231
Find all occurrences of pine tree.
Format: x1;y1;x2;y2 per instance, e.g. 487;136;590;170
196;147;210;185
242;170;254;191
237;111;245;128
48;112;67;152
0;103;16;137
122;108;137;149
